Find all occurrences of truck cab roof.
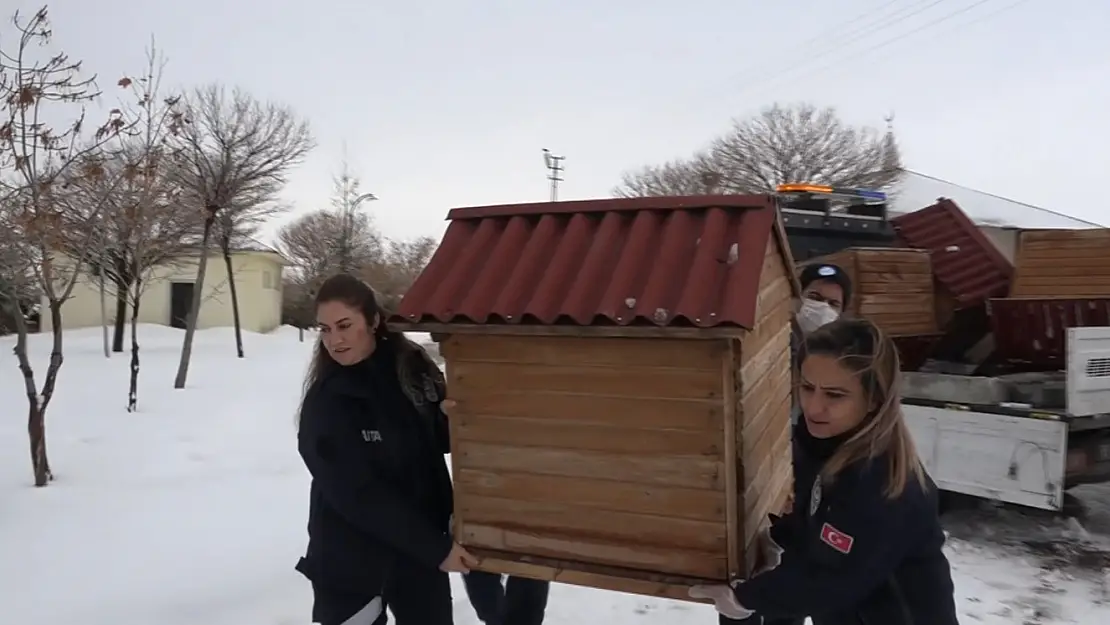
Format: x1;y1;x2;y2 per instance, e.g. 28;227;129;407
777;183;898;262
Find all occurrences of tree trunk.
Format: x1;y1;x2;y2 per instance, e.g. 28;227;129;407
15;303;65;486
127;277;143;412
222;241;245;358
112;255;130;353
174;215;216;389
10;306;49;486
27;400;50;487
99;268;110;358
37;303;67;482
112;279;128;353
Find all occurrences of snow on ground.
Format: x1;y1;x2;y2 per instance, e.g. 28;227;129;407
1;325;1108;624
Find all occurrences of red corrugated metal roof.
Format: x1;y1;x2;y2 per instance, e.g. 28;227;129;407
891;199;1013;308
393;195;786;330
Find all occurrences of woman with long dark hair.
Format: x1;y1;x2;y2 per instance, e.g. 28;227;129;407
695;318;959;625
295;273;476;625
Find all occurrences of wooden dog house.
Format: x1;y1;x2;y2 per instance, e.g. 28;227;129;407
991;228;1110;367
390;195;799;601
1010;228;1110;299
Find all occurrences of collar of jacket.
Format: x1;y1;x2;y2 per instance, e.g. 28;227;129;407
321;337;444;412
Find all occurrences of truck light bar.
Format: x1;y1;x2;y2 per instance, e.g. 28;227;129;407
776;183;887;202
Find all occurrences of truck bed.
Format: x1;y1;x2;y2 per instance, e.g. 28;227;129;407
901;401;1069;510
902;370;1067;411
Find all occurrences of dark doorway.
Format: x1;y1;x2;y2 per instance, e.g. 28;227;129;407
170;282;195;329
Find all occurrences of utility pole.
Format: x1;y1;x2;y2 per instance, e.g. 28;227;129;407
542;148;565;202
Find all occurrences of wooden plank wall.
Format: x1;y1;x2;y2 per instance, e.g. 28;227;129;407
443;334;730;581
855;248;937;336
736;236;796;574
1011;229;1110;298
806;248;938;336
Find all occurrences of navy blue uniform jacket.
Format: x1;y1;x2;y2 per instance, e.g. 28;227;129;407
733;422;959;625
295;341;454;621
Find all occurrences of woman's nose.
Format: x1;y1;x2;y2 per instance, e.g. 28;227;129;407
802;395;826;418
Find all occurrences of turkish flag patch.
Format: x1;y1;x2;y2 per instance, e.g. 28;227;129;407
820;522;854;554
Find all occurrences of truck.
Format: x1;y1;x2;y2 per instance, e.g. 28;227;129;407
900;329;1110;512
778;184;1110;512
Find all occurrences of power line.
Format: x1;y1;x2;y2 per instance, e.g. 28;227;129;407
729;0;1003;99
632;0;1027;136
607;0;1077;222
721;0;954;93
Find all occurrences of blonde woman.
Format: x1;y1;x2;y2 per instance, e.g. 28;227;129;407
696;318;959;625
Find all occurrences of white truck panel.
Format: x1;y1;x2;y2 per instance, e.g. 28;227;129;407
902;403;1068;511
1067;326;1110;417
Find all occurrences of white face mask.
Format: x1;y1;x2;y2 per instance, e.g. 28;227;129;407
797;298;839;334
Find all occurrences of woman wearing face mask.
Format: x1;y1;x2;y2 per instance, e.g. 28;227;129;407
295;273;477;625
788;263;852;432
795;263;851;335
694;318;958;625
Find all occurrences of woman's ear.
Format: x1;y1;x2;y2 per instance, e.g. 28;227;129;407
371;312;380;332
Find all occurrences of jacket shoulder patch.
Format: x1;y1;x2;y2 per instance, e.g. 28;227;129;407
820;522;854;554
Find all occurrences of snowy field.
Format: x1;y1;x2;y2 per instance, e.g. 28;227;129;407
2;325;1109;624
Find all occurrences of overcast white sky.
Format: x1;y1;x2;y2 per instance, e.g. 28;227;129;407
18;0;1108;242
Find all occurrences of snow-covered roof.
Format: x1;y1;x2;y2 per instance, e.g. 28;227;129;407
891;171;1102;229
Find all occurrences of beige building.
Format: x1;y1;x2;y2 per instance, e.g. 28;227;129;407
41;244;287;334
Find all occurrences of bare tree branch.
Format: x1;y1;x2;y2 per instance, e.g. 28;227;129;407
171;84;313;212
65;40;198;358
276;206;436;322
364;235;437;311
277;208;384;284
614;102;903;197
169;83;313;379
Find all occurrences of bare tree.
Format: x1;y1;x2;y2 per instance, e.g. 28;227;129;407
278;208;383;285
277;207;382;327
0;7;129;486
169;84;312;387
615;103;903;197
276;205;436;316
215;187;288;358
89;41;194;411
615;154;722;197
363;236;438;310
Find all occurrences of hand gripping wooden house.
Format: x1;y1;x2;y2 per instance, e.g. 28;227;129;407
390;195;800;600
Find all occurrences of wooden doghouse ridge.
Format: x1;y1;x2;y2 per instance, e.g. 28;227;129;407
391;195;800;600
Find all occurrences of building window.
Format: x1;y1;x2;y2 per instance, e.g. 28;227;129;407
262;271;272;289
